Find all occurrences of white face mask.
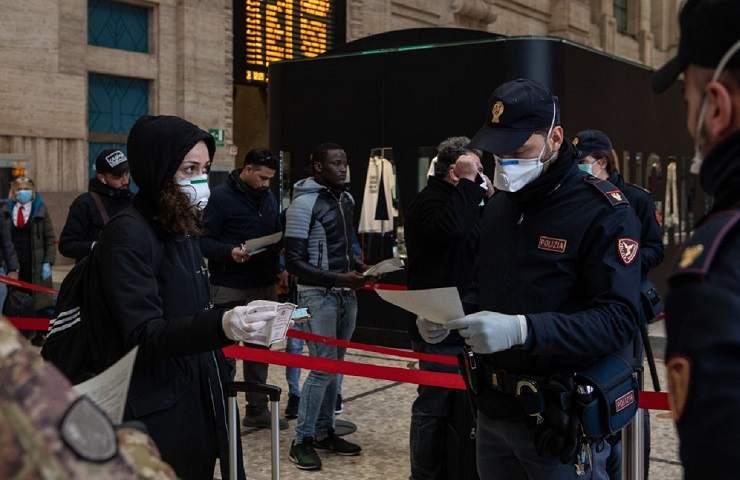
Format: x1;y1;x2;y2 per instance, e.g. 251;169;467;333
493;103;557;192
690;39;740;175
176;174;210;209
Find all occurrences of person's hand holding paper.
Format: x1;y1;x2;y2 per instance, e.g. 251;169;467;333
447;312;528;354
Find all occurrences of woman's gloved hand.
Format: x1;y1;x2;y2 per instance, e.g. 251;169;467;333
42;263;52;281
416;316;450;344
221;306;272;342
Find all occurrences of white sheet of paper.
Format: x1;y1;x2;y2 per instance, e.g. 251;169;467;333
363;257;404;277
375;287;464;325
73;346;138;424
243;232;282;254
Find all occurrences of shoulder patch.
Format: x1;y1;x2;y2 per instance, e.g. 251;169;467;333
672;210;740;278
583;176;630;208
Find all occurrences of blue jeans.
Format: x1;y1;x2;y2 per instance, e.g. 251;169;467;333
477;412;611;480
286;335;304;397
295;288;357;443
410;340;465;480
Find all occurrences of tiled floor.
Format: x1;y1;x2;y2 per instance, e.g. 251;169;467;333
225;321;682;480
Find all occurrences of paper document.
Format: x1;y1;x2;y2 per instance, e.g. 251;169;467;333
74;346;139;424
245;300;297;347
363;257;404;277
375;287;464;325
242;232;282;255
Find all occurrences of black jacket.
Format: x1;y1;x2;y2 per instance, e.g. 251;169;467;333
405;176;485;344
59;178;133;260
665;131;740;478
0;213;18;273
200;170;281;288
475;143;642;420
284;177;360;287
608;172;664;277
89;115;243;480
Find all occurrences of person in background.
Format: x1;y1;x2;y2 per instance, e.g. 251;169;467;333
59;149;133;261
5;177;56;321
576;129;664;480
200;147;287;431
405;136;492;479
0;212;19;313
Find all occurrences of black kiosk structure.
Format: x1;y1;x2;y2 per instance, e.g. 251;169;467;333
268;29;701;348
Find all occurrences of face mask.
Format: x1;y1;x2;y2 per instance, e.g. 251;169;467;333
176;174;210;209
578;163;593;175
690;39;740;175
493;103;557;192
15;189;33;205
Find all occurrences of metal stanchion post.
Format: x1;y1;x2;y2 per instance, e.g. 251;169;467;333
229;395;238;480
271;400;281;480
621;407;645;480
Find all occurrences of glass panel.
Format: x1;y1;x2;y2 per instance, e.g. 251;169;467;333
88;0;149;53
613;0;628;34
88;73;149;134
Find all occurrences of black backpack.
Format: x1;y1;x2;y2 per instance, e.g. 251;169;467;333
40;254;99;384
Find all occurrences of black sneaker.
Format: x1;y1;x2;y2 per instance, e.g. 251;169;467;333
285;394;300;420
334;395;344;415
242;409;288;431
289;438;322;470
314;430;362;456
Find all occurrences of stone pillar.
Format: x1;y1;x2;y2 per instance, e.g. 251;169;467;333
549;0;591;44
636;0;654;67
594;0;616;54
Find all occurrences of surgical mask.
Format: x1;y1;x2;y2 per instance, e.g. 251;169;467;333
578;163;593;175
493;103;557;192
690;39;740;175
176;174;210;209
15;189;33;205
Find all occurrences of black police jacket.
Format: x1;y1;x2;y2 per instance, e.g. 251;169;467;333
475;143;642;420
200;170;281;289
58;178;133;260
608;172;664;277
665;131;740;478
284;178;361;287
405;176;485;344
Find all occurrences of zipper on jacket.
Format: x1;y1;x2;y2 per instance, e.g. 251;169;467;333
337;193;351;270
317;241;324;269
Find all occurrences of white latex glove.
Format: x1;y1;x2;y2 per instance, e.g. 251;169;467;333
416;316;450;344
447;311;528;354
222;306;272;342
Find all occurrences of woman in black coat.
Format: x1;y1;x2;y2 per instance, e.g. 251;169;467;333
91;115;272;479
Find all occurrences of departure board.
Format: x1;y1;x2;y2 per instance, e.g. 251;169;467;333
234;0;343;84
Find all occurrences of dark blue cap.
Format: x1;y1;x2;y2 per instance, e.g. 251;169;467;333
469;79;560;156
653;0;740;93
573;130;613;160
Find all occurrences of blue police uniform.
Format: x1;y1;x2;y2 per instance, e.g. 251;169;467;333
664;131;740;478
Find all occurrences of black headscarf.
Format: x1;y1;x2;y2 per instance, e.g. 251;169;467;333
127;115;215;220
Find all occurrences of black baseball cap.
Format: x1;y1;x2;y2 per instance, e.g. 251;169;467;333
470;79;560;156
653;0;740;94
573;130;613;160
95;149;129;175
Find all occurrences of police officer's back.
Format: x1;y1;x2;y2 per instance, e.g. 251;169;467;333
443;80;642;479
652;0;740;476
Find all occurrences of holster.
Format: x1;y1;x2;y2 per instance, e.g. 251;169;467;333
640;280;664;324
575;354;639;440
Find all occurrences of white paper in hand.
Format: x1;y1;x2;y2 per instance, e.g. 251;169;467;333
375;287;463;324
245;300;296;347
243;232;282;255
73;346;138;423
363;257;404;277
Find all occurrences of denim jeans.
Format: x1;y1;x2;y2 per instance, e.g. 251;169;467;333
285;335;305;397
477;412;611;480
295;288;357;443
410;340;465;480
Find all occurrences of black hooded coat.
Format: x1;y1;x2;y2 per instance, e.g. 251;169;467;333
87;116;245;479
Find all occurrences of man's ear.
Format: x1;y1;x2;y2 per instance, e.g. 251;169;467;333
704;81;734;142
550;126;564;151
313;160;323;174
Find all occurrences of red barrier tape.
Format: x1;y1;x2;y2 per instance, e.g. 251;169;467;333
0;276;59;295
223;345;466;390
287;328;458;366
4;316;672;411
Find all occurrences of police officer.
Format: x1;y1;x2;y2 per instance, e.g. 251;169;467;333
576;130;664;480
422;79;642;479
652;0;740;477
